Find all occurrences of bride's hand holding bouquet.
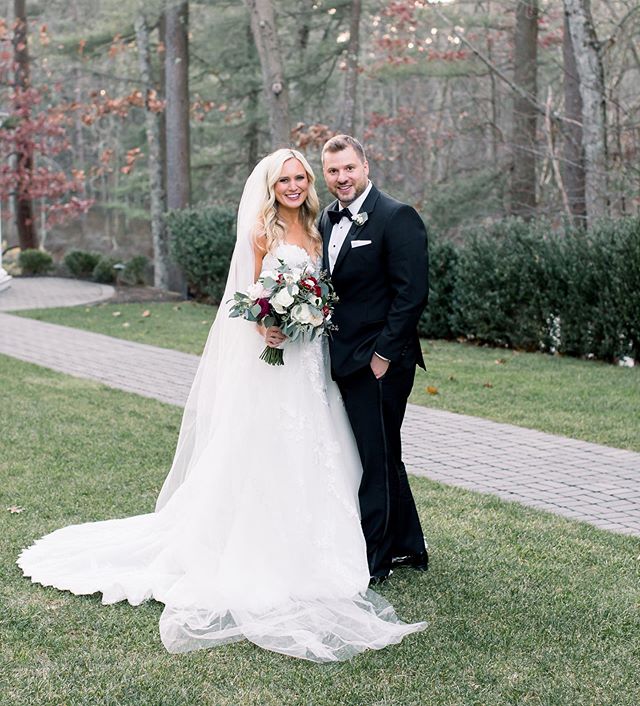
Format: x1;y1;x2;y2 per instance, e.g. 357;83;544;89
229;259;338;365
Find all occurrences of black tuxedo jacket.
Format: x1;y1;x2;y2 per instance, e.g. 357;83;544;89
319;184;429;378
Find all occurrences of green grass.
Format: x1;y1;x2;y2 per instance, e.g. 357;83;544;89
16;301;217;355
412;340;640;452
16;302;640;451
1;354;639;705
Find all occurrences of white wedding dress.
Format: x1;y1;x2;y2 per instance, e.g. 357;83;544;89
18;241;427;662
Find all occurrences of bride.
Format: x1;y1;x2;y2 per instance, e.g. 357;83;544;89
18;148;426;662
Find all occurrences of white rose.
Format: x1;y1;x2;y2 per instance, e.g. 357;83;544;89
290;284;299;296
283;273;296;285
291;303;312;325
290;267;303;280
308;310;324;327
247;281;268;299
292;303;323;328
272;288;295;313
307;294;322;307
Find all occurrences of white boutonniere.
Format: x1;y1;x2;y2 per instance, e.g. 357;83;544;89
353;212;368;227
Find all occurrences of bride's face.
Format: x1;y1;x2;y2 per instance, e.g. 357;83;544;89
274;158;309;210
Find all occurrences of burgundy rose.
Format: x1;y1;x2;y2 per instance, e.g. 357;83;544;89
257;298;271;318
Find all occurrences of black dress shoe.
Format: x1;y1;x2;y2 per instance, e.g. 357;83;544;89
391;548;429;571
369;570;392;587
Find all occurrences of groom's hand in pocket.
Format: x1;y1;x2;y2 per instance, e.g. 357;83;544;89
370;353;390;379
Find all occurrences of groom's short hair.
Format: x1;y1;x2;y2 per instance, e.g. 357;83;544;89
322;135;367;164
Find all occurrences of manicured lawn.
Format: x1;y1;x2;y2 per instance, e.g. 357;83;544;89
412;340;640;452
2;354;639;705
17;301;217;355
17;302;640;451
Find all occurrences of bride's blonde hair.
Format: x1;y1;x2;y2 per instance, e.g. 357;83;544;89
255;148;321;256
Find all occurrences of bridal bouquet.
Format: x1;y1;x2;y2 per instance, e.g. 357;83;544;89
229;260;338;366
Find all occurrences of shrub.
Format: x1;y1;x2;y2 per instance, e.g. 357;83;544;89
92;256;120;284
121;255;150;286
418;239;459;339
167;205;236;302
18;249;53;275
425;216;640;361
451;219;561;351
64;250;101;279
555;219;640;360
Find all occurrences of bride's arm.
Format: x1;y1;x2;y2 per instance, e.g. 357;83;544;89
252;234;285;348
253;232;266;283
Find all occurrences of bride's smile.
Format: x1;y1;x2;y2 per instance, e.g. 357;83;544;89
274;158;309;210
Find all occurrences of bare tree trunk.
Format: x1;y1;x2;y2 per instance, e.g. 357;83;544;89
13;0;37;251
510;0;538;219
245;20;260;171
297;0;313;54
339;0;361;135
562;11;586;225
563;0;608;223
158;12;168;210
244;0;290;148
485;7;499;170
165;0;190;293
135;12;169;290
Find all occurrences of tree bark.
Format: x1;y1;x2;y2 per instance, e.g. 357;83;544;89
245;20;260;171
13;0;37;251
562;11;586;224
244;0;290;148
135;12;169;290
510;0;538;219
563;0;608;223
339;0;361;135
165;0;190;293
158;12;168;210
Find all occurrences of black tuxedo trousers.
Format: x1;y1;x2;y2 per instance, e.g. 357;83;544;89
336;362;425;578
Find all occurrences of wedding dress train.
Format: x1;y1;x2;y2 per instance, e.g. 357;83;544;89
18;243;427;662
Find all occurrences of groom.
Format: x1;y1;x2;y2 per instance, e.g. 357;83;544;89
319;135;429;584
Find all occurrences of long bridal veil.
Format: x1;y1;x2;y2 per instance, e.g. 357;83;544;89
155;155;268;509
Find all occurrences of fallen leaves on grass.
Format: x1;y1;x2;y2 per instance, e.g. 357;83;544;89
483;382;494;388
122;322;130;328
142;310;151;318
112;311;121;317
7;505;25;514
495;358;507;365
426;386;439;395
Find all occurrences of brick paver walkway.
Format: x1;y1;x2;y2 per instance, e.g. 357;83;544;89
0;276;114;311
1;279;638;538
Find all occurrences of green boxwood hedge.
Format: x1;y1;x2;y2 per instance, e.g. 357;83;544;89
419;217;639;362
167;205;236;303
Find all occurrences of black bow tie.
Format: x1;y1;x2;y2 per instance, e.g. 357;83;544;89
327;207;353;226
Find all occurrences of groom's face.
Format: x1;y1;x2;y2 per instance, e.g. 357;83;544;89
322;146;369;206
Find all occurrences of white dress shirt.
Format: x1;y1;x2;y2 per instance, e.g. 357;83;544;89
327;180;373;273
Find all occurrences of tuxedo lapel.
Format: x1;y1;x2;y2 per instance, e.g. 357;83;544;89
332;186;381;275
322;200;339;268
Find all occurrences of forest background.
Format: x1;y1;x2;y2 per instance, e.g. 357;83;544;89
0;0;638;333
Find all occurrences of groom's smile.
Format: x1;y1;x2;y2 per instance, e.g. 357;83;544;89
322;145;369;206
